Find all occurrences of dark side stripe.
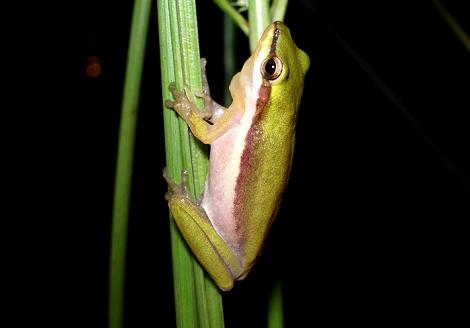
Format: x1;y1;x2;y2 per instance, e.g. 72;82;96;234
269;21;281;57
232;22;279;253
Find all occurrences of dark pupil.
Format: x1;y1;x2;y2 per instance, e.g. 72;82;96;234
265;58;277;76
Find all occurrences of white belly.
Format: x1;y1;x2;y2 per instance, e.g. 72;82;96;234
200;114;253;251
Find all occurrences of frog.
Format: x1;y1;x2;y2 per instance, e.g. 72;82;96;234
164;21;310;290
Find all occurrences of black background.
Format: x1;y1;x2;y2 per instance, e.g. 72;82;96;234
16;1;469;327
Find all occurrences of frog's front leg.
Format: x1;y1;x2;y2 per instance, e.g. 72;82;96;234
163;168;243;291
165;58;241;144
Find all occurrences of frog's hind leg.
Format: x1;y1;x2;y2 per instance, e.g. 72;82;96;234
163;168;243;291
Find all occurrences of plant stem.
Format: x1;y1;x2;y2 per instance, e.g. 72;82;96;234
223;15;237;106
431;0;470;53
267;280;284;328
271;0;288;22
248;0;270;51
108;1;152;328
213;0;249;36
158;0;225;327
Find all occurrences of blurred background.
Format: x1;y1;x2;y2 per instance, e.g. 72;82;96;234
25;1;469;326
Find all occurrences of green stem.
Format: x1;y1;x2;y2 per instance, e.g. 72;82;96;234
223;15;237;106
248;0;271;52
267;280;284;328
108;1;152;328
271;0;288;22
158;3;199;327
431;0;470;53
213;0;249;36
158;0;225;327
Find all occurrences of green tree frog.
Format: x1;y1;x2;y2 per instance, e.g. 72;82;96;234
164;21;310;290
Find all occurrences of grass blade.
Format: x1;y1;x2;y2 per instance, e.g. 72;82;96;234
248;0;271;51
157;0;225;326
431;0;470;53
268;280;284;328
108;1;152;327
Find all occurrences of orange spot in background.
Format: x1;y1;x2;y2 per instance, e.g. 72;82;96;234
86;55;101;78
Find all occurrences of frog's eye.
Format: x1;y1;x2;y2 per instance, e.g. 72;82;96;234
261;56;283;80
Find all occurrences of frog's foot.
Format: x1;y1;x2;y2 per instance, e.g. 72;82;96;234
162;167;241;291
165;83;200;120
162;168;191;201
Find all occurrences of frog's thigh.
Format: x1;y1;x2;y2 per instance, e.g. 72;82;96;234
168;195;243;291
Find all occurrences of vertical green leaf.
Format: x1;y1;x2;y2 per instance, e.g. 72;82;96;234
267;280;284;328
223;15;237;106
109;1;152;328
271;0;288;22
248;0;270;51
157;0;225;327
